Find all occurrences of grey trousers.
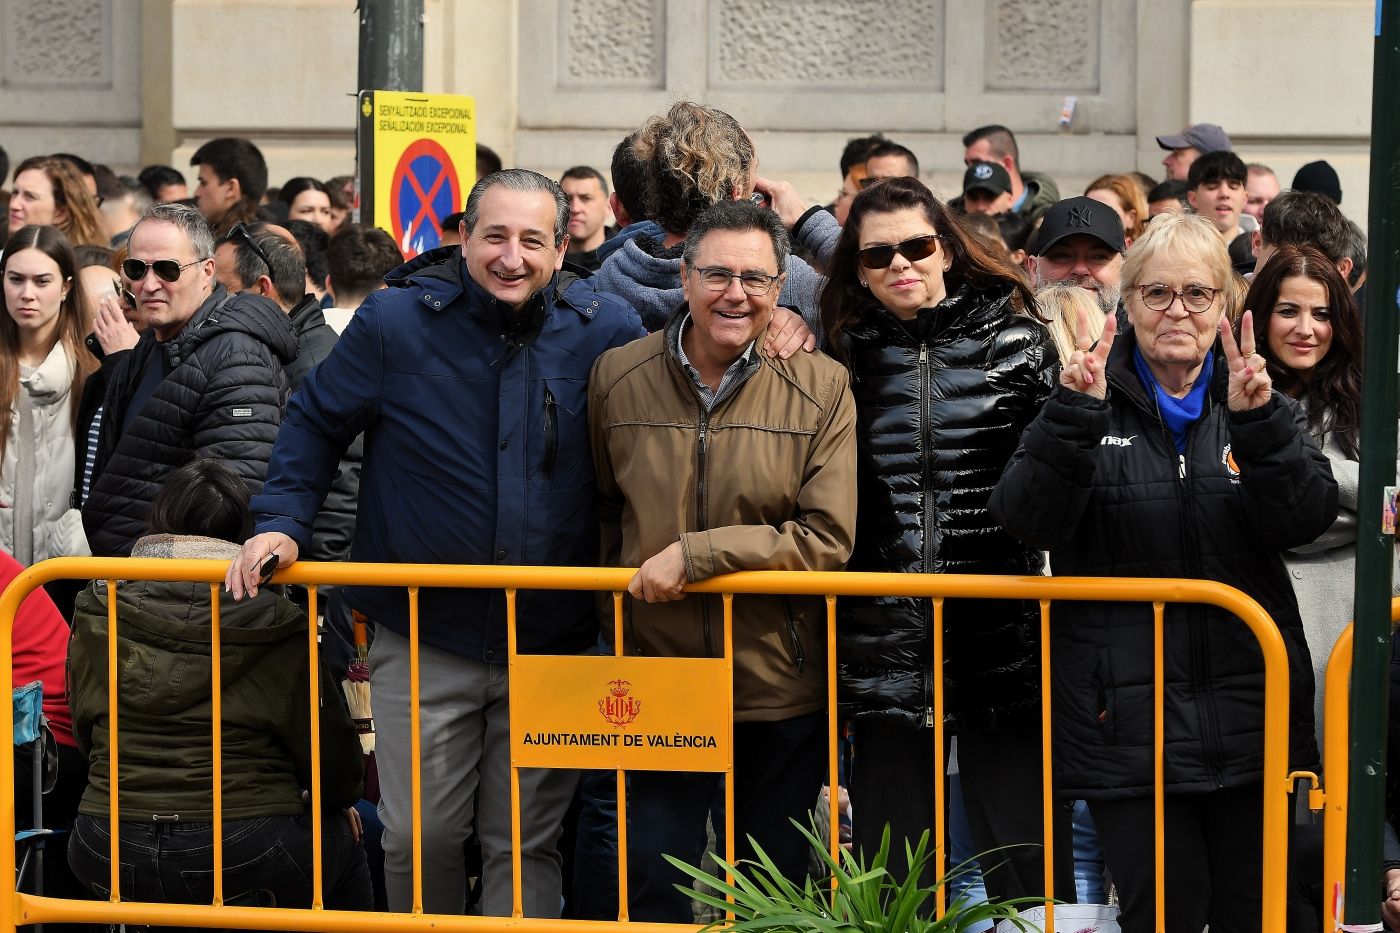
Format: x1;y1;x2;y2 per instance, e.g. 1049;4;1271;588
370;626;578;917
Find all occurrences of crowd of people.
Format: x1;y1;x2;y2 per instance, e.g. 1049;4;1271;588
0;106;1393;933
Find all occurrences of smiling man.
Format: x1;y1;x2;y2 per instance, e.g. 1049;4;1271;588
227;169;644;919
82;201;296;556
588;198;856;922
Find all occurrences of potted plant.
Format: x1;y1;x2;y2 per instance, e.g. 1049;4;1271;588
666;821;1041;933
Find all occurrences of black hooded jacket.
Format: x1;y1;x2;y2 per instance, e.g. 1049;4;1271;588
989;328;1336;798
83;285;298;556
836;283;1057;730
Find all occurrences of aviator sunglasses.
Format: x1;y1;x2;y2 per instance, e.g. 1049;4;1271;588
857;234;942;270
121;257;209;284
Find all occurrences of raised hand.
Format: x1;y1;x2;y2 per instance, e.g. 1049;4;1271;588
1218;310;1271;411
1059;303;1116;400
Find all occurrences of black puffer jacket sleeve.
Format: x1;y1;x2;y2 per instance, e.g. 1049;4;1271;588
990;385;1112;551
1226;394;1339;550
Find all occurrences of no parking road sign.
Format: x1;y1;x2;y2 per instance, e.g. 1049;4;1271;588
358;90;476;260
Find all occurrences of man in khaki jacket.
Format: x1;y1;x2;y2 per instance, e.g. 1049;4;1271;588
588;198;857;922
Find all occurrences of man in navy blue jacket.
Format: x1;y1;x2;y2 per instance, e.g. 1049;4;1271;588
225;169;645;918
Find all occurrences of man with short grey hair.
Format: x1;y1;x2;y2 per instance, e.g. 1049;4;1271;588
227;168;645;918
83;201;297;556
589;198;856;921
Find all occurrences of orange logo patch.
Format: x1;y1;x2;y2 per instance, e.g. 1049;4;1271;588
1222;444;1240;478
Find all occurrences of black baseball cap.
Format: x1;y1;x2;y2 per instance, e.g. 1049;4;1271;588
963;161;1012;197
1030;196;1126;256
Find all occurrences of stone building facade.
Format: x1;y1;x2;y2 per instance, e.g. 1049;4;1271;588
0;0;1375;223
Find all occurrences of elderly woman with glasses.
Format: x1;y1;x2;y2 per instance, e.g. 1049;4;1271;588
990;211;1336;932
819;176;1071;902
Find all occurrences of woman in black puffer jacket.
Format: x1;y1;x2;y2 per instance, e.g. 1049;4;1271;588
820;176;1063;902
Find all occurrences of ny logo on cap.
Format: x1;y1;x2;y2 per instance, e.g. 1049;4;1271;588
973;164;994;180
1068;205;1095;227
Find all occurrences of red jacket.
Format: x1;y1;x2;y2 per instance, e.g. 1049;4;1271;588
2;550;73;747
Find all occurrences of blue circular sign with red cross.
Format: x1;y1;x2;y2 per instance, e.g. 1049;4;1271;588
389;138;461;259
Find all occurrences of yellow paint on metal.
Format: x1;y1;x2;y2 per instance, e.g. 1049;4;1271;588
1154;601;1166;933
210;584;225;906
1324;623;1354;929
307;584;324;910
511;656;728;771
0;558;1302;933
1039;599;1055;933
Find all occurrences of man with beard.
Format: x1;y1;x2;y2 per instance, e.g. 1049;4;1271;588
1027;195;1125;320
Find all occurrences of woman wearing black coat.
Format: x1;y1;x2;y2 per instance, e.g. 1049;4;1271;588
821;176;1064;902
989;212;1336;932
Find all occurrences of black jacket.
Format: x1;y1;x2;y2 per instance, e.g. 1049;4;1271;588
284;294;360;565
83;286;298;556
836;283;1057;730
989;329;1336;799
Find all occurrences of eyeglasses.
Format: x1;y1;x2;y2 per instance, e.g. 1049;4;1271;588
1137;283;1222;313
121;257;209;284
226;223;273;276
856;234;941;269
691;266;782;296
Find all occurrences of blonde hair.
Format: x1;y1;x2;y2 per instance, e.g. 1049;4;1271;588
1121;211;1237;320
1085;173;1147;242
1036;284;1106;363
632;101;754;236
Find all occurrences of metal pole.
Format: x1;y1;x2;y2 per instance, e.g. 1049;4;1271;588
1344;0;1400;924
357;0;424;93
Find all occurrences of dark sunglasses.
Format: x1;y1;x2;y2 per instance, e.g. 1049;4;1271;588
226;222;273;276
856;234;942;270
121;257;208;284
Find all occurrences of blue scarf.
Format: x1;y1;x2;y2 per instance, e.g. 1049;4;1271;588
1132;347;1214;454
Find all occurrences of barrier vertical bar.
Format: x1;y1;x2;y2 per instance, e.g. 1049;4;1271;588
507;587;524;919
931;597;945;919
209;585;225;906
0;575;17;933
306;585;324;909
107;580;121;903
408;585;423;914
723;592;736;920
1324;625;1354;929
826;595;840;892
1153;601;1165;932
612;591;629;922
1039;599;1055;933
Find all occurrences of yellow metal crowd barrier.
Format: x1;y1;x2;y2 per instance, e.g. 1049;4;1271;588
1318;597;1400;931
0;558;1301;933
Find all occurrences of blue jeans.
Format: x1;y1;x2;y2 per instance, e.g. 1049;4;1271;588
68;813;372;915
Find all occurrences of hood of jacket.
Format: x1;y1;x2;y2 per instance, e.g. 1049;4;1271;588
593;235;684;327
75;534;307;717
162;284;299;368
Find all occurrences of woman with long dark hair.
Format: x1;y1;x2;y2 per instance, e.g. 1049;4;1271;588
0;224;96;564
1246;244;1376;733
822;176;1068;902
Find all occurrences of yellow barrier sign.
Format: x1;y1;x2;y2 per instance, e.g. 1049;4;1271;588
356;89;476;259
510;656;730;771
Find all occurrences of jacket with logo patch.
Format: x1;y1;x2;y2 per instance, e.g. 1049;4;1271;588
989;328;1337;798
83;286;297;557
588;312;857;721
250;248;645;660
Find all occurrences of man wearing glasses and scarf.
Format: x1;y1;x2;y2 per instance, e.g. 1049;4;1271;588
82;201;297;557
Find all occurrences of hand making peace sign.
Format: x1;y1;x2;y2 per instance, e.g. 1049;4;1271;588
1218;310;1272;411
1059;303;1116;400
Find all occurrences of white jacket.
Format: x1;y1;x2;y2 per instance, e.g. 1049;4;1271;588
0;341;88;564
